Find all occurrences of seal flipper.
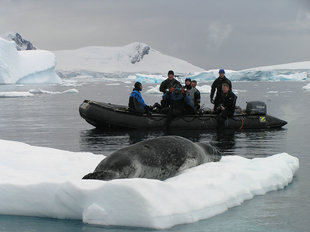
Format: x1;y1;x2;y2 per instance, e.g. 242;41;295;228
82;170;119;181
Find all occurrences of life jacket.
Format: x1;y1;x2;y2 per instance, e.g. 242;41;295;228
128;89;146;113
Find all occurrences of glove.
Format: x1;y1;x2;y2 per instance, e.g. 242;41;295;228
210;98;214;104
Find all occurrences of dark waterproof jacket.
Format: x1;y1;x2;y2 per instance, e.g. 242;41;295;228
210;76;232;101
162;90;195;112
220;90;237;116
159;78;182;93
128;89;146;113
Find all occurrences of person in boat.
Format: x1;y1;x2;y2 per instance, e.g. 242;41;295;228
161;87;195;127
159;70;182;108
159;70;182;94
190;79;201;110
128;82;152;115
216;82;237;127
210;69;232;111
183;77;192;91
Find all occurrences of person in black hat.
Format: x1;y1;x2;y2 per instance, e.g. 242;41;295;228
183;78;192;91
183;77;200;112
210;69;232;111
159;70;182;108
159;70;182;94
128;82;152;115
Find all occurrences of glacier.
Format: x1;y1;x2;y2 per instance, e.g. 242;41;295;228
0;139;299;229
100;69;309;85
54;42;204;75
0;37;61;84
187;69;308;82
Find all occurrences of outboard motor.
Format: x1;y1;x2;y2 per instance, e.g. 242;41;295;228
246;101;267;115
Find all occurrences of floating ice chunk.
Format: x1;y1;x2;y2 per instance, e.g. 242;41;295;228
106;83;120;86
267;91;279;94
0;37;60;84
135;73;166;84
0;89;78;98
28;88;79;94
0;140;299;229
0;91;34;98
302;83;310;90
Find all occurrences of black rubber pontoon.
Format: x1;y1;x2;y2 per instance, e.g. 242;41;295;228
79;100;287;130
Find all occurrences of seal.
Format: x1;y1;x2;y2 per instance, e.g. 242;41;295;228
83;136;221;181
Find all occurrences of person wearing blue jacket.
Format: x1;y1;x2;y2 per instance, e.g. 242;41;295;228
128;82;151;114
161;87;195;127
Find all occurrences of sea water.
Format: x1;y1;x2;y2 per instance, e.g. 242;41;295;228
0;81;309;232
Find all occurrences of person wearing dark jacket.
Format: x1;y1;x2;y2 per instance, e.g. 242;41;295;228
159;70;182;94
210;69;232;111
191;80;201;110
128;82;151;114
159;70;182;108
216;82;237;128
161;87;195;127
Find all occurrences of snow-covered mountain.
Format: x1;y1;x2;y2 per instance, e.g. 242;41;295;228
54;42;205;75
2;32;37;51
0;37;60;84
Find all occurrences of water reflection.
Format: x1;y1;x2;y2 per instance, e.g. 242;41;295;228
79;127;288;160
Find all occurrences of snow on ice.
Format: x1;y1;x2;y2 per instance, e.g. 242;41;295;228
0;140;299;229
0;37;60;84
0;89;78;98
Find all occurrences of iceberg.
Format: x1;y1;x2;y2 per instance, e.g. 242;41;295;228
0;37;61;84
0;140;299;229
188;70;308;82
145;84;210;95
110;68;308;84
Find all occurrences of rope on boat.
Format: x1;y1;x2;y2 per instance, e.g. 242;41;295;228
239;119;244;129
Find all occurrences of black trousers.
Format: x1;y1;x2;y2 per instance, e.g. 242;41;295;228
217;110;233;128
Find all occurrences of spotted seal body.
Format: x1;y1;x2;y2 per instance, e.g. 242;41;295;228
83;136;221;181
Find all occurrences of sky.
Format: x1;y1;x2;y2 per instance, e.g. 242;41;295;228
1;0;310;70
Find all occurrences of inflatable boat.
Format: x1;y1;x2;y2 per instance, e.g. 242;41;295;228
79;100;287;130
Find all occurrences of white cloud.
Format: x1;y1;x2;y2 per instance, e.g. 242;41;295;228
205;22;233;49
